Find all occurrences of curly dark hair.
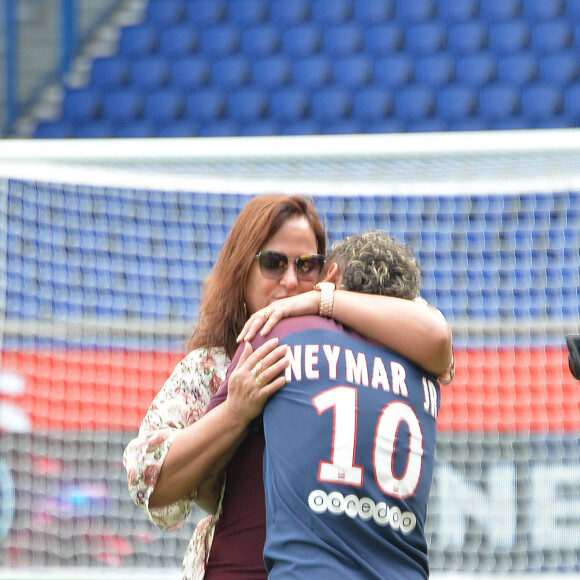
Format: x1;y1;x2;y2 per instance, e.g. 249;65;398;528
325;230;420;300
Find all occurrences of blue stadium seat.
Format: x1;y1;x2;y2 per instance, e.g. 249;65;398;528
157;120;197;137
436;84;477;121
414;53;455;87
497;52;538;85
90;55;130;88
170;55;210;89
456;52;497;85
478;84;521;121
103;88;144;122
447;20;488;54
567;0;580;18
280;119;321;135
144;88;184;122
521;83;563;122
404;21;446;54
531;19;572;53
323;23;363;56
281;23;322;56
438;0;478;21
211;55;251;88
185;88;226;122
293;55;332;88
407;118;446;132
311;0;352;24
364;23;404;55
146;0;185;25
374;54;414;87
353;0;394;23
130;55;169;88
115;120;157;138
310;86;352;122
34;120;73;138
563;83;580;118
62;88;102;122
227;87;268;122
200;24;240;56
251;55;291;87
395;0;436;22
158;23;199;56
522;0;564;20
227;0;268;25
538;51;579;84
269;87;310;121
185;0;226;24
323;119;363;135
74;120;114;138
118;23;158;56
394;85;435;121
352;86;393;121
198;121;238;136
488;20;531;54
333;55;373;87
240;120;280;136
269;0;310;24
240;24;281;56
479;0;521;20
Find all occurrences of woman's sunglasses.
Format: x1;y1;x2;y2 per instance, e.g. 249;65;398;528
255;251;325;281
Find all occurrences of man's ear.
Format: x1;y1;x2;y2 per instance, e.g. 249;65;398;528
322;262;340;284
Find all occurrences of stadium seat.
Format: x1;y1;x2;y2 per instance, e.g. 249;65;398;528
227;0;268;25
251;55;291;88
158;23;199;56
353;0;394;23
157;120;197;137
311;0;352;24
114;120;157;138
438;0;478;22
240;120;280;136
170;55;210;89
323;23;363;56
34;120;73;138
211;55;251;89
130;55;169;89
374;54;414;87
352;86;393;121
200;24;240;56
269;87;309;121
310;86;352;122
118;23;158;56
521;83;563;122
269;0;310;24
90;55;130;88
74;120;114;138
240;24;281;56
447;20;488;54
456;52;497;85
292;55;332;88
185;0;226;25
102;88;144;122
185;88;226;122
62;88;102;122
198;120;238;137
280;119;321;135
227;87;268;122
522;0;564;20
531;19;572;53
567;0;580;18
395;0;436;22
538;51;579;84
364;22;404;55
478;84;521;121
322;119;363;135
404;21;446;55
488;20;531;54
562;83;580;118
497;52;538;85
414;53;455;87
394;84;435;121
146;0;185;25
479;0;521;20
407;118;447;132
333;55;373;87
281;23;322;56
436;84;477;121
143;88;185;122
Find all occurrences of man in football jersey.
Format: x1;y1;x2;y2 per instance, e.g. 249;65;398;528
260;230;442;579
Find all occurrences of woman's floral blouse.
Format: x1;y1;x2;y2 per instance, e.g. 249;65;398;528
123;346;231;580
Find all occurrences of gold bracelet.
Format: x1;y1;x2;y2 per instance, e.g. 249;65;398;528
314;282;335;317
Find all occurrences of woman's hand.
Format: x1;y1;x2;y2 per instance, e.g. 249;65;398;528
223;338;290;424
237;291;320;343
